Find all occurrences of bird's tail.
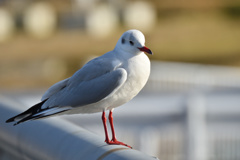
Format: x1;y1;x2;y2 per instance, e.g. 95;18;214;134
6;99;71;125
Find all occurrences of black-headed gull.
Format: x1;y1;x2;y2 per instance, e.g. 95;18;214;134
6;29;152;148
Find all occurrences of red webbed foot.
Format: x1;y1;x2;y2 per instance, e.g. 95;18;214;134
105;139;132;149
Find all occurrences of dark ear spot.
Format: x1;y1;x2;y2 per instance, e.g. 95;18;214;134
121;38;125;44
129;40;134;46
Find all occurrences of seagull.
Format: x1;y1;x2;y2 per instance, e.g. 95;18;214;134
6;29;152;148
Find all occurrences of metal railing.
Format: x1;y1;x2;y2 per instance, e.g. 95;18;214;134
0;96;158;160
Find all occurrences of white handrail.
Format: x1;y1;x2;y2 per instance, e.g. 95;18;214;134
0;96;158;160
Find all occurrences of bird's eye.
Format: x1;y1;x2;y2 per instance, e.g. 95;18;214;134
129;41;134;46
122;38;125;44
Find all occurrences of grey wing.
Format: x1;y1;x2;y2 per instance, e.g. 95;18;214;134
69;56;121;83
41;56;118;102
41;78;70;101
44;68;127;107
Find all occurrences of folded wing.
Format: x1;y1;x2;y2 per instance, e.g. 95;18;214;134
43;67;127;108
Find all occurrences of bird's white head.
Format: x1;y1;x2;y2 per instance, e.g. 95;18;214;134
115;29;152;55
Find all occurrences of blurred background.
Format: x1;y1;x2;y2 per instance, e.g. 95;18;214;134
1;0;240;160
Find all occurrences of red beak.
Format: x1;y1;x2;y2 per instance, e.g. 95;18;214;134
138;46;153;55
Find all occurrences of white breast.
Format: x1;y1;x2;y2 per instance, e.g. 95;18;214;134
105;53;150;110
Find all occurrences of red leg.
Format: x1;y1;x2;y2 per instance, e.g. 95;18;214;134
109;110;117;141
108;109;132;148
102;111;110;143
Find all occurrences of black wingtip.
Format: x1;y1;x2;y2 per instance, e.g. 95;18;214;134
5;99;48;125
6;117;21;126
13;122;20;126
6;117;20;126
6;117;15;123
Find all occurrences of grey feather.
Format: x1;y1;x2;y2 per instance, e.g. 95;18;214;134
41;55;126;108
69;55;121;83
41;78;70;101
43;68;127;108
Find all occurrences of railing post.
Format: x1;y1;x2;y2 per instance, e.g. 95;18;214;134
185;94;208;160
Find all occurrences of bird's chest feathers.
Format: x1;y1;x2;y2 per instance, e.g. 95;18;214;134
121;55;150;96
129;61;149;86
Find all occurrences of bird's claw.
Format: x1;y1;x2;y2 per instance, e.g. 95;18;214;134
105;139;132;149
